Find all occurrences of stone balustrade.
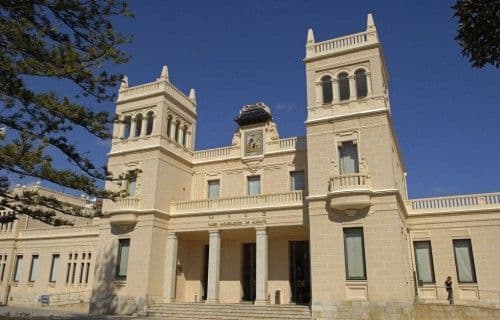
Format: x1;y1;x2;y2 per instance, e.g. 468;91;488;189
18;225;99;239
170;191;303;214
117;79;196;112
193;146;240;162
407;192;500;214
114;197;140;210
306;30;377;60
329;173;372;192
267;136;306;154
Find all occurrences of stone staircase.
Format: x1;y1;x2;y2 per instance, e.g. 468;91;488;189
145;302;312;320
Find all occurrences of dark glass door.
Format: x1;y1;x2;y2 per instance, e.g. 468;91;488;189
242;243;256;301
290;241;311;305
201;245;209;301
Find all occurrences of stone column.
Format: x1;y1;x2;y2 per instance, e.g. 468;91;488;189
206;230;221;303
255;227;268;305
349;76;357;101
163;232;178;303
332;80;339;103
141;115;148;137
366;73;373;96
130;119;137;139
315;82;321;105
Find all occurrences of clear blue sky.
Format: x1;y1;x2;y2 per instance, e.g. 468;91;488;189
51;1;500;198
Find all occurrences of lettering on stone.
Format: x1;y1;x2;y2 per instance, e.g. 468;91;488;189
207;218;267;228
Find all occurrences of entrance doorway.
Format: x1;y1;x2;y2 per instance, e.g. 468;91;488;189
242;243;256;301
290;241;311;305
201;245;209;301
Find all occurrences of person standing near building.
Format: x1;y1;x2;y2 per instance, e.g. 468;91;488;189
445;276;454;304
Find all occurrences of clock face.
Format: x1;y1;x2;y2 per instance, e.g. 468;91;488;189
244;129;263;157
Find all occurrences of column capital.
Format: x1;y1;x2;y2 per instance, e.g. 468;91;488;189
208;229;220;235
255;226;267;233
167;232;177;239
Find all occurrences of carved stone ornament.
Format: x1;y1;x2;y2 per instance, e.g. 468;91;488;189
231;130;241;146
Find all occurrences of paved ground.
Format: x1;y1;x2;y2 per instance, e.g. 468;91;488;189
0;306;136;319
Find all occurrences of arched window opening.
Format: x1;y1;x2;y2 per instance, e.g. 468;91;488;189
146;111;154;136
122;116;131;139
174;120;180;143
338;72;350;101
166;115;173;138
321;75;333;104
135;114;143;137
182;125;188;147
355;69;368;98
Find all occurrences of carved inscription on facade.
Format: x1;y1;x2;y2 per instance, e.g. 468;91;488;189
208;218;267;228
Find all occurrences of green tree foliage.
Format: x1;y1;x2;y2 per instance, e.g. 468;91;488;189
453;0;500;68
0;0;133;224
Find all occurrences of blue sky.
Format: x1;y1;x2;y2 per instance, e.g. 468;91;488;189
32;1;500;198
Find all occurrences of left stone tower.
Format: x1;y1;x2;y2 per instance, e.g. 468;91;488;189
90;67;197;314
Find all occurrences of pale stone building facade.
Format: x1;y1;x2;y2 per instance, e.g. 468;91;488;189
0;14;499;319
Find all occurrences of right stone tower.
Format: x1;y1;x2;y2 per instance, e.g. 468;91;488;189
304;14;414;318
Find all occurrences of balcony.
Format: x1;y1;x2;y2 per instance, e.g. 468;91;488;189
407;192;500;215
328;173;373;212
170;191;303;215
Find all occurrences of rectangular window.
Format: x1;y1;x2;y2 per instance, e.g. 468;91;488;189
290;171;305;191
71;262;76;283
13;255;23;282
85;262;91;283
28;255;39;282
127;174;137;197
0;263;5;282
49;254;60;283
247;176;261;196
79;262;84;283
66;262;71;283
339;141;359;174
207;180;220;199
116;239;130;280
453;239;477;283
343;228;366;280
414;241;435;284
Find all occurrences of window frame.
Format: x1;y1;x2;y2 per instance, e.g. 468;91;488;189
338;141;360;174
453;239;477;284
13;255;23;282
290;171;306;191
207;179;220;200
247;175;261;196
320;75;333;104
354;69;368;99
115;238;130;281
49;254;60;283
413;241;436;285
338;72;350;101
343;227;367;281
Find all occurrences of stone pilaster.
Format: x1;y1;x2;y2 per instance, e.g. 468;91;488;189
255;227;268;305
206;230;221;303
163;232;178;303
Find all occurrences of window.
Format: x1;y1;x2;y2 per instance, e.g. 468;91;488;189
85;262;91;283
166;115;173;138
339;141;359;174
453;239;477;283
122;116;131;139
338;72;350;101
247;176;261;196
71;262;76;283
134;114;143;137
0;263;5;282
321;75;333;104
207;180;220;199
414;241;435;284
66;262;71;283
290;171;305;191
343;228;366;280
145;111;154;135
126;173;137;197
49;254;60;283
355;69;368;98
116;239;130;280
13;255;23;282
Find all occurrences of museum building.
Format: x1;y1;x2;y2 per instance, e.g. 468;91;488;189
0;14;499;319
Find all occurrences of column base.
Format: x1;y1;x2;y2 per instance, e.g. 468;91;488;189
205;299;219;304
254;299;268;305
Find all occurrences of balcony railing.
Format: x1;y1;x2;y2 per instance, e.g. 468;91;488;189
114;197;140;210
170;191;303;214
306;30;378;60
407;192;500;214
329;173;372;193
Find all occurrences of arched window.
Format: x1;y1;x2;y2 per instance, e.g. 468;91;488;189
338;72;350;101
145;111;154;135
321;75;333;104
174;120;180;143
135;114;143;137
355;69;368;98
122;116;131;139
182;125;188;147
166;115;173;138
